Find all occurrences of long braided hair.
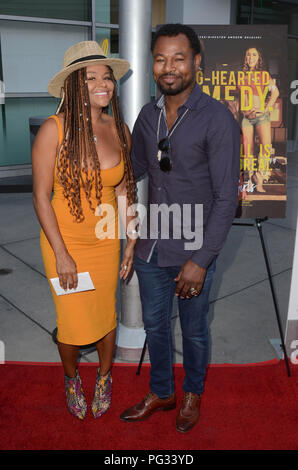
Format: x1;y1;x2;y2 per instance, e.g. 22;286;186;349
56;66;135;222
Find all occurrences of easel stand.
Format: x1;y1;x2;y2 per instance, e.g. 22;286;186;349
231;217;290;377
137;217;291;377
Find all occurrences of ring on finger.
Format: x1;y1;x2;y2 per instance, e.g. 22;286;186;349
189;287;198;295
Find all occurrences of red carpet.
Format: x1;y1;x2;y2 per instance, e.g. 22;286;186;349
0;360;297;450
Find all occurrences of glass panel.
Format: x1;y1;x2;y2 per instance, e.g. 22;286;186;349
95;27;119;100
96;0;110;24
96;27;119;56
95;0;119;24
237;0;298;26
0;0;92;22
0;97;59;166
110;0;119;24
110;28;119;55
0;20;89;93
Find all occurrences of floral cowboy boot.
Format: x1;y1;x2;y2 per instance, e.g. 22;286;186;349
91;368;112;418
64;369;87;420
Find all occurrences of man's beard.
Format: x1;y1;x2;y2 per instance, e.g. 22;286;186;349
156;73;195;96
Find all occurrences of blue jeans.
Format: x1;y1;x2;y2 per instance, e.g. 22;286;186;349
134;246;216;398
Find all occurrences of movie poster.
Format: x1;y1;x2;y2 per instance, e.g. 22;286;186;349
190;25;288;219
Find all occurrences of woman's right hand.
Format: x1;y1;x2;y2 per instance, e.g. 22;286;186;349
56;250;78;291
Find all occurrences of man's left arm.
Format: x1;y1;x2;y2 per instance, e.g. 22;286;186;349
175;108;240;298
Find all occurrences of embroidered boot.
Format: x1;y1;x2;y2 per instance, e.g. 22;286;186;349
91;368;112;418
64;369;87;420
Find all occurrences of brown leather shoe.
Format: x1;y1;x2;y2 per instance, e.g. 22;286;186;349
176;392;201;433
120;391;176;422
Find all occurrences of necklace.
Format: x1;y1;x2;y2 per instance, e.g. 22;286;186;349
157;107;189;143
156;107;189;162
155;107;189;170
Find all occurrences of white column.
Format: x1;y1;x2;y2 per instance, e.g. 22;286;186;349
116;0;152;361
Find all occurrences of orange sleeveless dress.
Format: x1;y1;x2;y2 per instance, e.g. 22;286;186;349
40;115;124;345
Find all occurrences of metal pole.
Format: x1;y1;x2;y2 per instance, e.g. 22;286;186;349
232;218;291;376
116;0;152;361
91;0;96;41
255;219;291;377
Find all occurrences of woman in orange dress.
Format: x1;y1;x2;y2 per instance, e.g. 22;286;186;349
32;41;136;420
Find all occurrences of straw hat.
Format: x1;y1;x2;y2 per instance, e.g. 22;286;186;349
48;41;130;98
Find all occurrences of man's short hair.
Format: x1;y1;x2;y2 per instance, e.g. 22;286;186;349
151;23;201;57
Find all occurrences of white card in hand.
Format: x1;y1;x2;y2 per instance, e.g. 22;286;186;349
50;272;95;296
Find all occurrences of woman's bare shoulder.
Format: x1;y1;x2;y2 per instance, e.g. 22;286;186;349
33;114;62;150
37;116;58;139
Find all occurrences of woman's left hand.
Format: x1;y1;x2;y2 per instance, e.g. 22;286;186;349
119;240;135;280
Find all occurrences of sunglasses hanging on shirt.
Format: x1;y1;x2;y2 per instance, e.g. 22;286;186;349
156;107;189;173
157;137;172;172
